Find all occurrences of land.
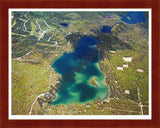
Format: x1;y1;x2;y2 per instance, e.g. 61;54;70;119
11;11;149;115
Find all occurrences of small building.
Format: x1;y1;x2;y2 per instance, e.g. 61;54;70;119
109;50;116;54
125;90;130;94
117;67;123;71
67;41;70;45
123;57;132;62
123;64;128;68
103;98;110;103
136;69;144;72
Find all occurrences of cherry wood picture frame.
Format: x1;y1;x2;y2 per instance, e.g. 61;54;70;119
0;0;160;128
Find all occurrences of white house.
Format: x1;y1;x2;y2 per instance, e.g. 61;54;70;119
117;67;123;71
67;41;70;44
17;57;22;61
123;64;128;68
109;50;116;54
136;69;144;72
103;98;110;103
123;57;132;62
125;90;130;94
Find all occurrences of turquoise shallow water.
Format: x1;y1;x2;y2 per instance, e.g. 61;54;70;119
49;36;109;105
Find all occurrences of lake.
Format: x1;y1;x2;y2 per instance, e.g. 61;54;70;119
50;36;109;105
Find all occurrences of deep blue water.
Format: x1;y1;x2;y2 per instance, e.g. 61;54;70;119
101;26;113;33
119;12;146;24
101;12;146;34
50;36;109;105
60;23;68;27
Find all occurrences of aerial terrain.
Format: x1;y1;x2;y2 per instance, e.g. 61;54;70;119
11;11;149;115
